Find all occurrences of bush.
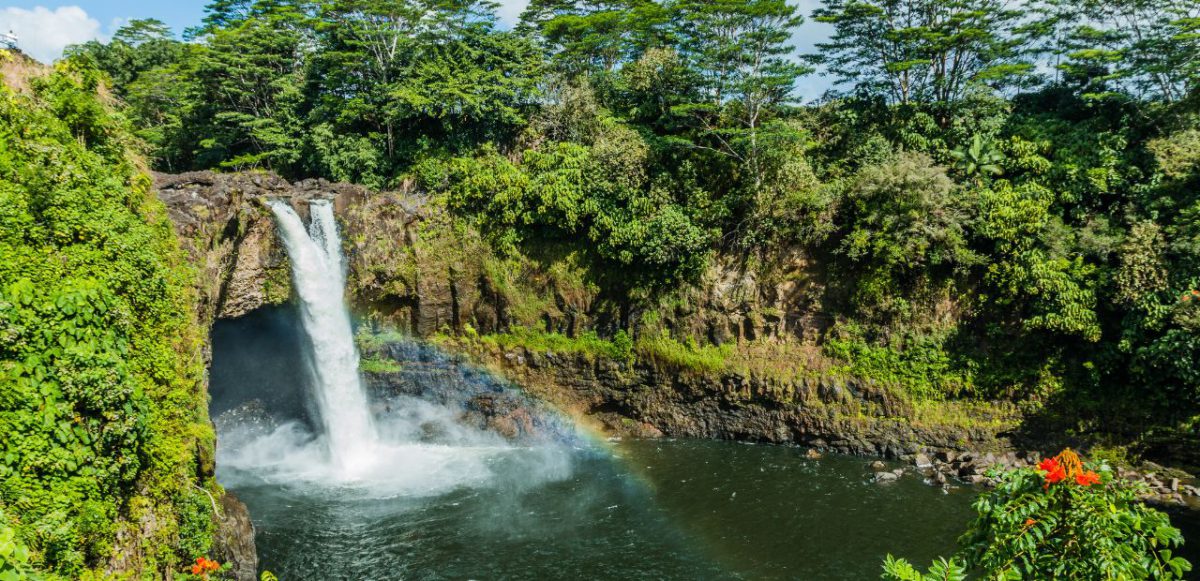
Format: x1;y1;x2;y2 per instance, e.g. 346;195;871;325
883;449;1192;580
823;337;971;400
0;64;212;575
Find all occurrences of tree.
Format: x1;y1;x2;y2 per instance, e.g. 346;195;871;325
311;0;532;170
808;0;1029;106
1074;0;1199;102
670;0;809;228
519;0;669;75
66;19;184;97
65;20;191;168
186;1;311;171
837;151;977;323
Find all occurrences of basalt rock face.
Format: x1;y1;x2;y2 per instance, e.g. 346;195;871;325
212;493;258;581
155;171;838;346
361;340;579;445
155;171;371;322
445;342;1011;459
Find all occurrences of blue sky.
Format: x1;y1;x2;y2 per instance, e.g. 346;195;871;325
0;1;832;100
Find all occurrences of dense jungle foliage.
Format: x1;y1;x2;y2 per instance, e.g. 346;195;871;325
68;0;1200;452
0;54;217;576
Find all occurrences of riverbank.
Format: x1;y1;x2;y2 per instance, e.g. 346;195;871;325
154;169;1200;510
358;332;1200;510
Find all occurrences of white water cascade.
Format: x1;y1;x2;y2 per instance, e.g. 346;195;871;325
215;198;571;495
267;200;377;474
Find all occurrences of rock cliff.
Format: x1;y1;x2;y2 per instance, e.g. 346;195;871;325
154;171;1009;457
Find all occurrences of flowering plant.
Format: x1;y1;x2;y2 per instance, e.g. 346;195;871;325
182;556;222;579
884;449;1191;580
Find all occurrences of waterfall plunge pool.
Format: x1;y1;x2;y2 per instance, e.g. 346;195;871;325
211;307;978;580
220;438;975;580
213;203;1197;579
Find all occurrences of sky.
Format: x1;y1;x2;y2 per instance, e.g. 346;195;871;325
0;0;833;100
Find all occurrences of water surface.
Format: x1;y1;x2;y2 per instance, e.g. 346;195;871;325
220;439;976;580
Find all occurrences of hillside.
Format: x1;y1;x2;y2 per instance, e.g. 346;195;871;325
0;50;252;578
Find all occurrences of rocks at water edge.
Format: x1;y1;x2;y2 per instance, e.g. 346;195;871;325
213;493;258;581
904;450;1200;508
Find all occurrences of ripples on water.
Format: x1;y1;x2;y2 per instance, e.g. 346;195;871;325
210;309;1198;580
218;431;977;580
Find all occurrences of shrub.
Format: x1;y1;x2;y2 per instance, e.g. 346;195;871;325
0;64;212;575
883;449;1192;580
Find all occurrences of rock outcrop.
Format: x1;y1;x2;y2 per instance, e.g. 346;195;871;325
212;494;258;581
154;171;1009;458
445;340;1012;458
155;170;839;344
155;171;372;322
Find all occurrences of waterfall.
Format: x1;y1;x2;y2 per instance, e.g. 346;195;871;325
268;200;376;473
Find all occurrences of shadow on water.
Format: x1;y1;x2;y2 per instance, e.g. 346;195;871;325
210;307;1200;580
209;305;314;427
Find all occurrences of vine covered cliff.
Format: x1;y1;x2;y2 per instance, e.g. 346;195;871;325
0;52;248;578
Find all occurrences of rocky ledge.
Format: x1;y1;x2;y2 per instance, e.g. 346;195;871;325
868;450;1200;509
155;171;371;322
443;340;1011;457
413;338;1200;509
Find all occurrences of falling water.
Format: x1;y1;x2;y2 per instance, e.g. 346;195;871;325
267;200;376;473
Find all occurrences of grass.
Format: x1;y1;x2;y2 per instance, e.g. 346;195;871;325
477;326;632;361
635;332;732;375
360;357;404;374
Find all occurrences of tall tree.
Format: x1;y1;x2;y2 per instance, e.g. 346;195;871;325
187;0;312;170
1071;0;1200;102
519;0;669;74
808;0;1028;105
672;0;808;193
66;19;183;97
312;0;539;173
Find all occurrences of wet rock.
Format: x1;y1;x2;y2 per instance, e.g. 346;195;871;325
361;339;579;445
914;453;933;469
874;471;899;483
213;493;258;581
869;460;886;471
805;449;823;460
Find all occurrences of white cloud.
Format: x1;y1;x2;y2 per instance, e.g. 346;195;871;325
494;0;529;28
0;6;105;64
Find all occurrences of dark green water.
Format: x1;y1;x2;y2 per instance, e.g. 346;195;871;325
221;439;977;580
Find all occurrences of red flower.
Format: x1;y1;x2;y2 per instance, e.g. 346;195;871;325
1024;518;1036;527
1037;457;1059;473
1075;470;1101;487
188;557;220;577
1044;464;1066;485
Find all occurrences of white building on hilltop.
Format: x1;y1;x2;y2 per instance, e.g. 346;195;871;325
0;30;17;51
